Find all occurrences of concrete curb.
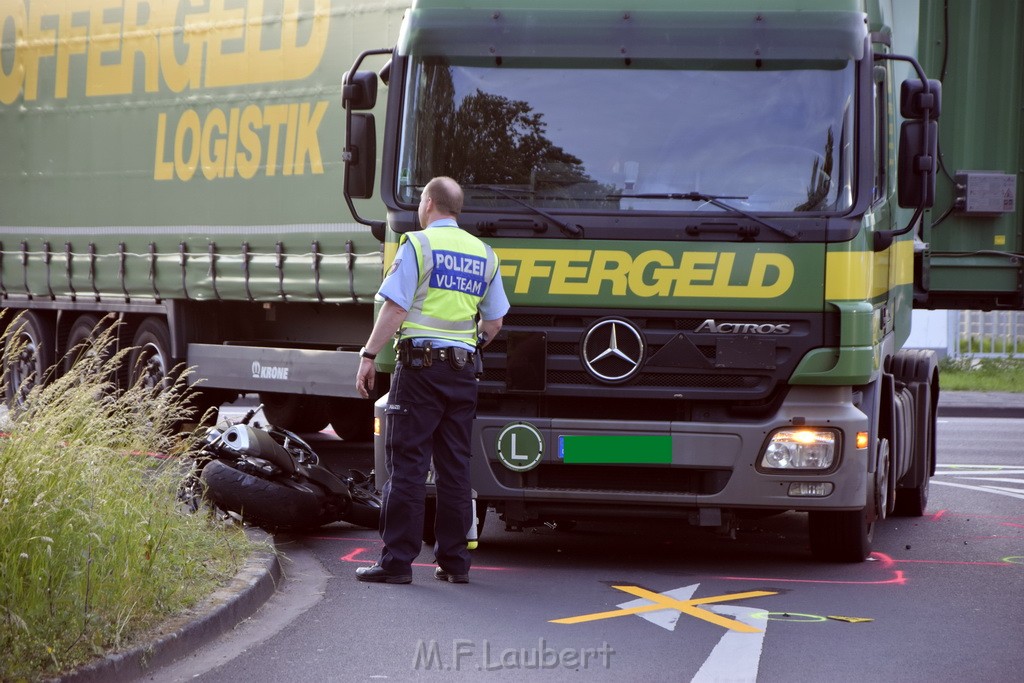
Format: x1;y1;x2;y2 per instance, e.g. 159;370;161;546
937;391;1024;419
58;528;281;683
937;403;1024;418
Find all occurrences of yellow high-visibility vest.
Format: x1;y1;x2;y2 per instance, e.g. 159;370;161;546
399;227;499;345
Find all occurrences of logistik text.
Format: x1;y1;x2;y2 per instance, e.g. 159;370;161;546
0;0;333;182
495;248;795;299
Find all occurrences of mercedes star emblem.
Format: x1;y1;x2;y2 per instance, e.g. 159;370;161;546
580;318;645;383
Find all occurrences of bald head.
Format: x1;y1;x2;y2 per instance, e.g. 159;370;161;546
422;176;464;218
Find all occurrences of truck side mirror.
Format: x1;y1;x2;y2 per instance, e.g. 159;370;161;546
900;79;942;119
342;71;378;111
897;120;937;209
873;58;941;250
341;48;391;240
345;113;377;199
896;77;941;210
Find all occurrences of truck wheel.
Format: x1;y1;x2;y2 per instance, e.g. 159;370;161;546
129;317;173;392
200;459;335;531
892;375;933;516
3;312;55;409
809;434;887;562
893;464;930;517
61;314;101;374
329;397;374;441
808;507;873;562
892;350;937;517
61;314;118;377
259;392;331;433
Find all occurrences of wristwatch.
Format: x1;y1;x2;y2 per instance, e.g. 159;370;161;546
359;346;376;360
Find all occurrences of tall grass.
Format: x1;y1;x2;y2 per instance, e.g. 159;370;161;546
939;356;1024;392
0;322;259;679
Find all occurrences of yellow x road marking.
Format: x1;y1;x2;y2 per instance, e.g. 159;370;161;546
551;586;778;633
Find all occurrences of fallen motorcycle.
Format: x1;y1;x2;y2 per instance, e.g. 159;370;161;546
186;405;381;532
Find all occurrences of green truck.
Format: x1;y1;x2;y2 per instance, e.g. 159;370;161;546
0;0;409;436
347;0;1022;561
1;0;1020;561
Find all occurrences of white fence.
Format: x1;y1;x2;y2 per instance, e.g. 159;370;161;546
907;310;1024;359
948;310;1024;358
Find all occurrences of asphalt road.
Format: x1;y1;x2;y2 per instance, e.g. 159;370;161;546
146;414;1024;683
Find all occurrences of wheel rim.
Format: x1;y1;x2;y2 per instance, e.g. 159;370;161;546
136;341;169;392
10;336;41;407
875;438;890;522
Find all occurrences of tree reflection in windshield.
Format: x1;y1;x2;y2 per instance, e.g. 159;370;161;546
398;57;853;214
407;60;612;207
795;128;834;212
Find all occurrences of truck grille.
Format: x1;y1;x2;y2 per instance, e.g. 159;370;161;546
478;308;834;403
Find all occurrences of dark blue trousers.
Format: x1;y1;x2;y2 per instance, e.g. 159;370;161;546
378;358;476;575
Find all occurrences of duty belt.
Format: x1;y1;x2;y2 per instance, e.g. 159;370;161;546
396;340;475;369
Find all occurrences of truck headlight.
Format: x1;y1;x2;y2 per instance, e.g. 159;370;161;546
759;429;837;471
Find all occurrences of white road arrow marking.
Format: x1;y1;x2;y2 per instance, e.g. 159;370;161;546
692;605;768;683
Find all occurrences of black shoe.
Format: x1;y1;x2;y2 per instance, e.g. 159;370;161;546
434;566;469;583
356;564;412;584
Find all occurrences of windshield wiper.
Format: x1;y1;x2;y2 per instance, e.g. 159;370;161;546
611;191;798;240
465;184;584;238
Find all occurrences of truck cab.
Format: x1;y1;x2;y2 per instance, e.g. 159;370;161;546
345;0;1021;561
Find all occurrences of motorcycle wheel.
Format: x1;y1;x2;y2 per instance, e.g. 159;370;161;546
200;459;337;531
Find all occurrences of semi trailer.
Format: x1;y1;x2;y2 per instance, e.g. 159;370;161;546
0;0;409;436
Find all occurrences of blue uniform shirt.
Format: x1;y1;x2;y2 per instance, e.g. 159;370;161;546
377;219;510;349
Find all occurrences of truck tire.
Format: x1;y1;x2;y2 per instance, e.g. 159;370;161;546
129;317;173;392
809;434;885;562
892;378;932;516
61;314;101;374
200;459;335;531
329;397;374;441
260;392;331;433
3;311;55;409
808;507;873;562
892;349;937;517
61;314;118;377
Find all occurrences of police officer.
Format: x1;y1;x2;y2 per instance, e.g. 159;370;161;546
355;176;509;584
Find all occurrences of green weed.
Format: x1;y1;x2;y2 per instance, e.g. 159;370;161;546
0;320;260;679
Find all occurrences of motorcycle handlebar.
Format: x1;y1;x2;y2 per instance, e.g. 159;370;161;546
242;404;264;425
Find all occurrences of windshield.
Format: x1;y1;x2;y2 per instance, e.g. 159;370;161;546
396;57;855;215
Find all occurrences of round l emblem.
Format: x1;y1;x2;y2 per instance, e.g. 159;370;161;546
496;422;544;472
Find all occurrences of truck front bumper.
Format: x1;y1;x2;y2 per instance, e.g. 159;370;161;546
466;386;870;521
